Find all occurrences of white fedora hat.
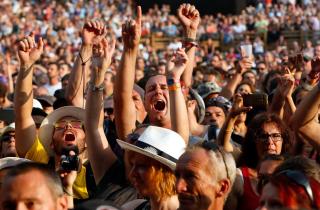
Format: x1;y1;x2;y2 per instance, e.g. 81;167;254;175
117;126;186;170
38;106;85;157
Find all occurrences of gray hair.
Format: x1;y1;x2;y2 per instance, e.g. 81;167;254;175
188;141;237;187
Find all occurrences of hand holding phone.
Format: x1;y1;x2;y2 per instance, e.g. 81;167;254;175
240;45;253;58
243;93;268;111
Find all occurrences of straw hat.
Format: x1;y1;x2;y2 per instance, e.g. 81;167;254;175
38;106;85;157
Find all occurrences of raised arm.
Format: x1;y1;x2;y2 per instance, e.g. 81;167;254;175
290;58;320;150
269;71;296;123
220;58;253;100
5;53;14;94
65;21;106;107
290;83;320;151
114;6;142;141
218;94;251;152
14;34;44;157
177;4;200;88
85;37;117;184
167;48;190;143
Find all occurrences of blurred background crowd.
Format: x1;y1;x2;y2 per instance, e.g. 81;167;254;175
1;0;320;100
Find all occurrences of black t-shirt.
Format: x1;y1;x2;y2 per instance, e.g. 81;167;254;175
92;160;138;206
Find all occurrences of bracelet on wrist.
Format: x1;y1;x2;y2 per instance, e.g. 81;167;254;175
167;77;180;85
168;82;181;91
63;188;73;197
79;53;91;66
88;82;105;92
21;63;34;71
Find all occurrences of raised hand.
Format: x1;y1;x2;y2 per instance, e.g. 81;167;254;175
17;33;44;67
278;68;295;99
229;94;252;119
177;4;200;38
91;37;116;86
122;6;142;50
167;48;189;80
237;57;253;74
82;20;107;47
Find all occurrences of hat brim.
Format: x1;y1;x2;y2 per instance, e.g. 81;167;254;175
189;89;205;123
38;106;85;157
116;139;176;170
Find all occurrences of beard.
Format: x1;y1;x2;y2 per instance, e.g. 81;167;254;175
2;149;18;158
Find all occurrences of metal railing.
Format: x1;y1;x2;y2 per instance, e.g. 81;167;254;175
141;30;320;51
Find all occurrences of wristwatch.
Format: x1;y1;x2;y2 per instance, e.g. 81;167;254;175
88;82;105;91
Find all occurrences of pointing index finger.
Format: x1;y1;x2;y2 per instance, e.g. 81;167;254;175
136;6;142;25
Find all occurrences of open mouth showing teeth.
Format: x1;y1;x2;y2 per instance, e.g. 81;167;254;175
65;133;75;141
154;100;166;111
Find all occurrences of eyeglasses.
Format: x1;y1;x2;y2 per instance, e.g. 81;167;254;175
257;133;282;143
276;170;315;208
54;120;83;130
201;141;230;180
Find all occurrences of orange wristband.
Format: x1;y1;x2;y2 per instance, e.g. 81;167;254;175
168;82;181;91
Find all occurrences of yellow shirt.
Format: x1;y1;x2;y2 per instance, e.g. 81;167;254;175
25;138;89;199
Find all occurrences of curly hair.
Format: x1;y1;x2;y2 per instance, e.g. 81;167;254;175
239;112;294;169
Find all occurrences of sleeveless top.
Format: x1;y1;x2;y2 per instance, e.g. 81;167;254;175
237;167;260;210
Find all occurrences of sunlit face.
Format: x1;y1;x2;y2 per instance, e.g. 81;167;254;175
104;73;114;88
127;152;159;197
135;69;144;82
315;45;320;58
255;123;283;160
1;131;17;158
136;58;145;70
157;64;166;75
175;149;217;210
47;64;59;79
132;90;144;111
0;170;67;210
52;116;85;156
204;106;226;128
144;75;170;125
236;84;252;95
243;72;256;86
257;64;267;74
58;64;70;78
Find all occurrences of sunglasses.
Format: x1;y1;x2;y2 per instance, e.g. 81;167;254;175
1;134;15;142
54;120;83;130
277;170;315;208
104;108;114;115
201;141;230;180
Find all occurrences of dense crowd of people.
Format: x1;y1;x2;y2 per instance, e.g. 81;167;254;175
1;0;320;210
